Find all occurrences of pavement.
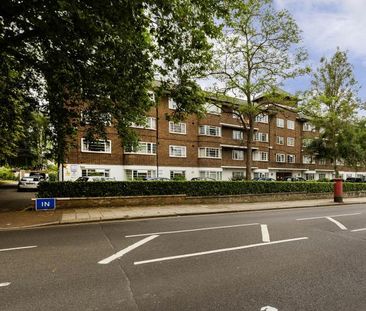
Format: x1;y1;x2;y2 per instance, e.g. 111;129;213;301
2;196;366;230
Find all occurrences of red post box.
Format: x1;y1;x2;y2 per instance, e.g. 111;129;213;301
334;178;343;203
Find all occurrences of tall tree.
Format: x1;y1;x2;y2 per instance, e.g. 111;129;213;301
300;49;361;177
211;0;308;179
1;0;224;177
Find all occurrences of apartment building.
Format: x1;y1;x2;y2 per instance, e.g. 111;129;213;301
62;94;366;181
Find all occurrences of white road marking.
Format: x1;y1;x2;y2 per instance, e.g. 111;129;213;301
296;213;361;221
0;282;11;287
98;235;159;264
261;306;278;311
325;217;347;230
125;223;259;238
0;245;37;252
261;224;270;243
134;237;308;265
351;228;366;232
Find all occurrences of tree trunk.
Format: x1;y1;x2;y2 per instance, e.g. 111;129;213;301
246;117;254;180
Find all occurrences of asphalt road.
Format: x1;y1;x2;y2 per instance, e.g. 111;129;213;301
2;204;366;311
0;183;35;212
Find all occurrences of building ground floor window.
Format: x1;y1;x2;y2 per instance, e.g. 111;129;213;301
305;173;315;180
82;168;110;177
232;171;245;180
125;169;156;180
170;170;186;180
199;170;222;180
254;172;269;179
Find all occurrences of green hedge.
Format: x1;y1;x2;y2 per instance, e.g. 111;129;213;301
36;180;366;198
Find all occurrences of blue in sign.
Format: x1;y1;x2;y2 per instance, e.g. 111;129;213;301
35;198;56;211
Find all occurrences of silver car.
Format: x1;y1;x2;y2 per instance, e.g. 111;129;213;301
18;177;41;191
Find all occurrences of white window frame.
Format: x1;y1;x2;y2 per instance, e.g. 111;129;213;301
287;120;295;130
253;151;268;162
130;117;156;130
199;170;222;180
169;121;187;134
232;150;244;160
287;137;295;147
276;118;285;128
276;153;286;163
255;114;269;123
254;132;269;142
205;103;221;115
81;138;112;154
124;142;156;155
168;98;178;110
199;125;221;137
303;122;315;132
303;155;315;164
287;154;296;163
319;158;327;165
232;130;243;140
198;147;222;159
169;145;187;158
276;136;284;145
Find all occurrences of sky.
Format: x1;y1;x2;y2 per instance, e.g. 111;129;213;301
274;0;366;104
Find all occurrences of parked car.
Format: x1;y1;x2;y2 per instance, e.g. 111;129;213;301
345;177;364;182
253;177;275;181
18;177;41;191
74;176;116;182
191;177;215;181
285;177;307;182
29;171;48;181
143;177;171;181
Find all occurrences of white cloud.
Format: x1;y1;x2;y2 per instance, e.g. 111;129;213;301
274;0;366;62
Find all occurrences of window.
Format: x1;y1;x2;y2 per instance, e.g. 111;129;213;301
199;125;221;137
131;117;156;130
170;170;186;180
303;122;315;132
302;138;312;147
125;142;156;155
199;170;222;180
305;173;315;181
232;171;245;179
168;98;178;109
233;130;243;140
303;155;314;164
287;154;296;163
287;120;295;130
82;168;110;177
276;118;285;128
319;158;327;165
276;136;284;145
169;122;187;134
276;153;286;163
169;145;187;157
232;150;244;160
81;112;112;126
81;139;111;153
287;137;295;146
198;147;221;159
254;132;269;142
125;169;155;180
255;114;268;123
319;173;326;180
253;151;268;162
204;103;221;115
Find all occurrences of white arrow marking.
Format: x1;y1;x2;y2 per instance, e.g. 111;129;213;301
325;217;347;230
98;235;159;264
0;282;11;287
261;306;278;311
261;224;270;243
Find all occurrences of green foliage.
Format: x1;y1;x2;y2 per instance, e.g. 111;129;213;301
211;0;308;179
0;166;17;180
35;180;354;198
300;49;361;175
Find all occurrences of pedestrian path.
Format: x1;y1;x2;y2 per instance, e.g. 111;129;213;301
1;197;366;230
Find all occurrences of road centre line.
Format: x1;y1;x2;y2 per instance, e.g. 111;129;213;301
351;228;366;232
125;223;259;238
296;213;361;221
134;237;309;265
325;217;347;230
0;282;11;287
98;235;159;265
261;224;270;242
0;245;37;252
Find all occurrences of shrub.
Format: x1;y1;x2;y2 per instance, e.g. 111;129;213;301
0;166;17;180
35;180;366;198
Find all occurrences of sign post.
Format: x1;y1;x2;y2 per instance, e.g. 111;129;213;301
35;198;56;211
